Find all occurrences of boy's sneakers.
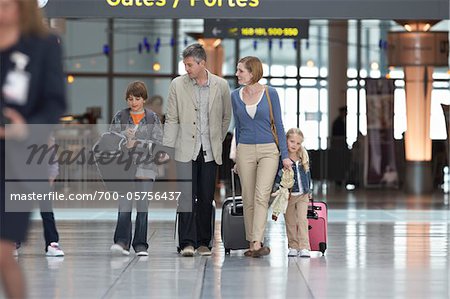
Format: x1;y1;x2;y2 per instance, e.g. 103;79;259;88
135;246;148;256
46;242;65;257
299;249;311;258
136;251;148;257
110;243;130;256
287;248;298;257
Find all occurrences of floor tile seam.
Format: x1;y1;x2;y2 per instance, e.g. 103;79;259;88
193;257;208;299
293;258;317;299
100;229;157;299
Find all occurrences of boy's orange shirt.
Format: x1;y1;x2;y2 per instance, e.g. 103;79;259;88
131;112;145;125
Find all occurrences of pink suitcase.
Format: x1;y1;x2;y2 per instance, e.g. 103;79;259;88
307;200;328;254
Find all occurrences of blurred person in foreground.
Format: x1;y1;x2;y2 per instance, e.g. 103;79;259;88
0;0;66;298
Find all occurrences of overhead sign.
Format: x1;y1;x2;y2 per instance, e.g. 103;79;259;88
43;0;449;19
204;19;309;39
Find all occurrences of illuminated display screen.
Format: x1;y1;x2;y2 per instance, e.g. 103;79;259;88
204;19;309;39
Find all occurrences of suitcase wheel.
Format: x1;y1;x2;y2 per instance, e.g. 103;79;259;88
225;248;231;255
319;242;327;254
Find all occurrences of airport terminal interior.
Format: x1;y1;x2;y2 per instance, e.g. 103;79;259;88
2;14;450;299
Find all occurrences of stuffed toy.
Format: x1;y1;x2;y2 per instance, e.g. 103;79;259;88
271;168;294;221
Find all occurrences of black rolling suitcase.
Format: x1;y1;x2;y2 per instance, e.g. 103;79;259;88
221;169;248;255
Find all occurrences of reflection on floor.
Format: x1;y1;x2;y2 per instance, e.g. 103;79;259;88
6;191;450;299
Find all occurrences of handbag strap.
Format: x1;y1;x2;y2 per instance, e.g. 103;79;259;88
265;86;279;147
265;86;275;126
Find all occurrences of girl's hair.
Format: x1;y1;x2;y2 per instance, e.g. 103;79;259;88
286;128;309;171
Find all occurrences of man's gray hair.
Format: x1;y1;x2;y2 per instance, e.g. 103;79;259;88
182;43;207;63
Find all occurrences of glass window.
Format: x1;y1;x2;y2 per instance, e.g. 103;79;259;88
300;88;320;149
347;88;357;146
114;19;173;74
359;89;367;136
271;87;298;131
63;19;108;73
348;20;357;70
393;89;406;139
430;90;450;140
222;39;236;76
66;78;108;122
271;39;297;71
433;67;450;80
361;20;381;74
239;39;269;66
302;20;328;69
319;88;328;149
178;20;204;75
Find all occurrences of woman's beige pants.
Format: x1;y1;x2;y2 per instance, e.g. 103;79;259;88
236;143;279;243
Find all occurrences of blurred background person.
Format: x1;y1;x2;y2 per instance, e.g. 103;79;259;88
145;94;165;124
0;0;66;298
330;106;349;186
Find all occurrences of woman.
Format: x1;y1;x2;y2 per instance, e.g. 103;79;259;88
109;81;164;256
0;0;66;297
232;56;292;258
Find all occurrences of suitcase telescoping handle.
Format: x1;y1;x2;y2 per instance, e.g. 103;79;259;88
308;196;319;219
309;196;322;211
231;168;237;214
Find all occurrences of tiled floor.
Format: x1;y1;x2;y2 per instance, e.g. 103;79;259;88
3;190;450;299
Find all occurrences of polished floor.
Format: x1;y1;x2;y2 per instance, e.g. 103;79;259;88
3;189;450;299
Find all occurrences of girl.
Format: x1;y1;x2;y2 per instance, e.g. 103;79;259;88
277;128;312;258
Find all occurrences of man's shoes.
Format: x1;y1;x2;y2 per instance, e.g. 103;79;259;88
180;245;195;257
110;243;130;256
46;242;65;257
196;246;211;256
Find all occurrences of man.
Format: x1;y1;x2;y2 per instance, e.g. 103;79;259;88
332;106;347;138
163;43;231;257
145;95;165;124
331;106;348;186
